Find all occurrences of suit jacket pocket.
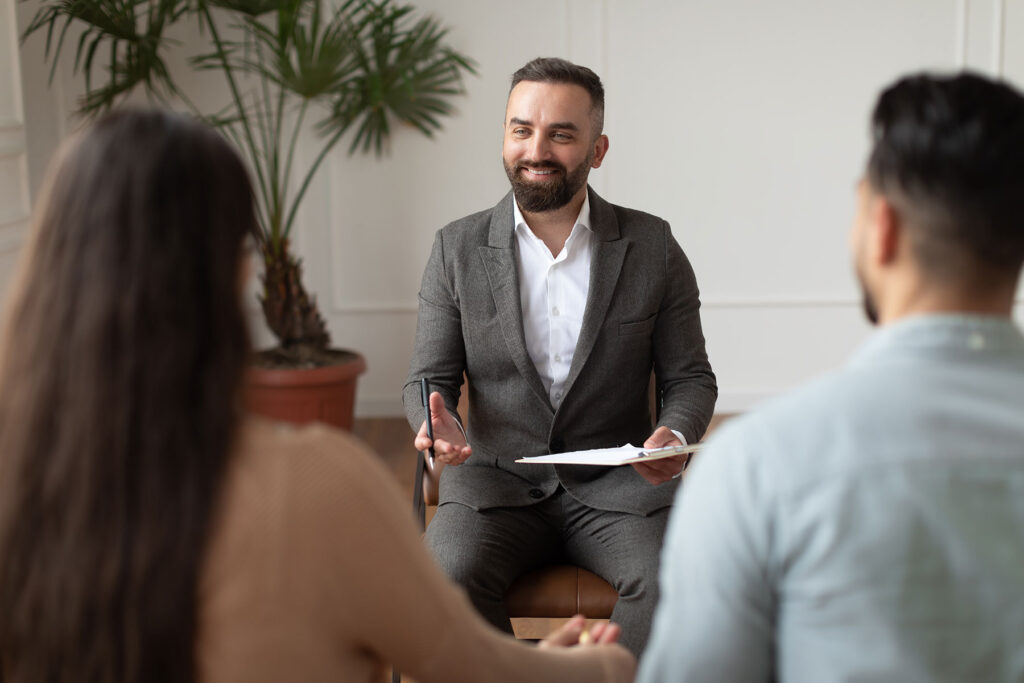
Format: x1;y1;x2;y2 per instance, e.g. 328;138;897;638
618;314;656;337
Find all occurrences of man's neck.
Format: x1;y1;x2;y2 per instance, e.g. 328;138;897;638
518;188;588;257
877;277;1019;324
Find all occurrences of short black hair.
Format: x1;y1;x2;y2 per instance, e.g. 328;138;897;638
510;57;605;137
867;71;1024;281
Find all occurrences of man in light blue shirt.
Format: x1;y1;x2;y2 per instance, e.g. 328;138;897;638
639;72;1024;682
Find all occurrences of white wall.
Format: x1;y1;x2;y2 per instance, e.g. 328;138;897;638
0;0;31;296
9;0;1024;417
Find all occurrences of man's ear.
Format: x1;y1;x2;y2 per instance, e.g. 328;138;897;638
591;134;609;168
870;195;902;266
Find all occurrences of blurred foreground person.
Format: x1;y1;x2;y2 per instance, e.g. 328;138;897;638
640;71;1024;682
0;109;633;683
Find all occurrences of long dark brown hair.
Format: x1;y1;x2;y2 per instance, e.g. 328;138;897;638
0;109;255;682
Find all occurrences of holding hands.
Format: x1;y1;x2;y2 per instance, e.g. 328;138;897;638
540;615;636;680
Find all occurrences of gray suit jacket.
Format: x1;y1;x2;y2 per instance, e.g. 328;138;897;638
404;188;717;516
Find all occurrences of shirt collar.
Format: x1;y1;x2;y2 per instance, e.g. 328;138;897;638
850;313;1024;367
513;193;592;238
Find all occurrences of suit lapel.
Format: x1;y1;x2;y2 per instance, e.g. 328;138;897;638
479;192;552;409
562;188;627;399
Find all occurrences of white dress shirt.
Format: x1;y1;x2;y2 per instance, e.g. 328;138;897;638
513;197;686;450
513;197;593;408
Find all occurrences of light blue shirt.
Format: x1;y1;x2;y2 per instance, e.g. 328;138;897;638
638;314;1024;683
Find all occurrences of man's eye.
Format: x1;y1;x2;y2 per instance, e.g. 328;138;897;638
513;128;529;136
553;132;571;141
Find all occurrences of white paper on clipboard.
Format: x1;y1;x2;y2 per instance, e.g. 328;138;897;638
515;443;701;466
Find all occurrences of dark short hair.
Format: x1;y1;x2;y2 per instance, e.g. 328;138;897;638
510;57;605;137
867;72;1024;280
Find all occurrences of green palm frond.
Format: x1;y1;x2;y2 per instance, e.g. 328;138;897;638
21;0;476;348
245;1;361;99
317;5;476;155
22;0;191;116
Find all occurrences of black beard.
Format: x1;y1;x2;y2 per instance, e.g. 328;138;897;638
856;270;879;325
861;289;879;325
504;155;591;213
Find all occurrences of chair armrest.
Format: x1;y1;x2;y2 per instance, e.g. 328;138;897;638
413;451;443;531
423;456;441;506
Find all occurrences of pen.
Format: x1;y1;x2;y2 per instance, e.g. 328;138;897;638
421;377;435;465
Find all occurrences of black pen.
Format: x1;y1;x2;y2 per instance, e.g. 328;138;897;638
420;377;435;465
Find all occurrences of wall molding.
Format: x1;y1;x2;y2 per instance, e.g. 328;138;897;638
0;209;28;227
0;124;26;157
0;142;25;158
0;221;27;254
331;294;1024;316
702;296;860;309
328;298;865;315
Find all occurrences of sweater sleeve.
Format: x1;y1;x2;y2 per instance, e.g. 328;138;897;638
283;426;634;683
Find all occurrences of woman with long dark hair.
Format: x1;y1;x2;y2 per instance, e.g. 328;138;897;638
0;109;633;682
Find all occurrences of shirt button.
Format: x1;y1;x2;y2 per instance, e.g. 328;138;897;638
553;354;562;363
529;488;545;500
551;307;560;316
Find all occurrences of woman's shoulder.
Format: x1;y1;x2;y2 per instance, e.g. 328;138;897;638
200;418;408;679
238;417;375;473
241;415;370;452
231;417;403;516
208;416;409;585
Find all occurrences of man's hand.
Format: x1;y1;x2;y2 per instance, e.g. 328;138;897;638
539;615;636;680
632;426;688;485
414;391;472;466
539;614;624;648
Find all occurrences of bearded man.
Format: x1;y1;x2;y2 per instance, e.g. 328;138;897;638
639;71;1024;682
403;57;717;656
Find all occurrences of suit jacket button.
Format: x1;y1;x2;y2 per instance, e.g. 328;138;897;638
549;439;565;453
529;488;545;499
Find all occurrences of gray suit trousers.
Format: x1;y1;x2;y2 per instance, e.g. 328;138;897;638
424;489;670;657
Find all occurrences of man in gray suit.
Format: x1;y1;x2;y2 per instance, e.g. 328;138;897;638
403;57;717;656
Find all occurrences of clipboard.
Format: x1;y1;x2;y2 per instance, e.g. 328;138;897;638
515;442;701;466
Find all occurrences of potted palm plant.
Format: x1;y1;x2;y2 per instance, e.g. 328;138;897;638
22;0;475;429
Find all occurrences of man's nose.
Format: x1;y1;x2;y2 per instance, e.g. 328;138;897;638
527;134;552;161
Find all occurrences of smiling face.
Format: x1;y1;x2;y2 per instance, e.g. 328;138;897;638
502;80;608;213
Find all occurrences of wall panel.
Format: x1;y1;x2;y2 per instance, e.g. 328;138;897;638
15;0;1024;416
0;0;30;296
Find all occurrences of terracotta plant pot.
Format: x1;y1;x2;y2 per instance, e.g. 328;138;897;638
244;351;367;431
